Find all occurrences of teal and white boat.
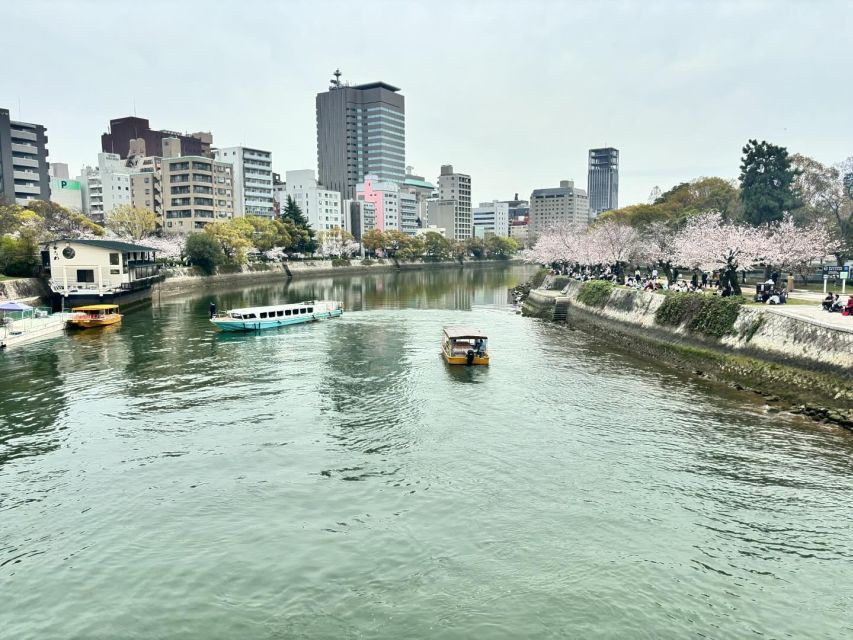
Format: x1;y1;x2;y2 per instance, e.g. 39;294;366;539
210;300;343;332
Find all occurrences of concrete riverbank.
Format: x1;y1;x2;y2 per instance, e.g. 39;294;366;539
523;281;853;428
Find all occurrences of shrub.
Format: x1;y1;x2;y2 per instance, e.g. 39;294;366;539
655;292;743;338
331;258;351;267
531;268;548;289
361;258;375;266
577;280;614;308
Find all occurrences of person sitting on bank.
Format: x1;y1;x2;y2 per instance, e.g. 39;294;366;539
844;296;853;316
822;293;835;311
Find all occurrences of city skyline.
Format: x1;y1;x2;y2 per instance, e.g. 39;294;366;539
3;0;851;208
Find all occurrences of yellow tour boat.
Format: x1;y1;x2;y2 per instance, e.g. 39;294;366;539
67;304;123;329
442;326;490;366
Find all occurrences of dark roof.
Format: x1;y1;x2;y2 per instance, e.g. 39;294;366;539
352;81;401;92
53;238;157;252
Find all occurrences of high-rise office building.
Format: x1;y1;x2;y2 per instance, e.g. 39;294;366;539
437;164;472;240
529;179;590;236
0;108;50;204
316;72;405;199
587;147;619;217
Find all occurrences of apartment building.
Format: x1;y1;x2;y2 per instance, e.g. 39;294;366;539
437;164;472;240
472;200;510;238
284;169;342;231
0;108;50;204
161;156;234;233
214;146;274;218
356;174;400;231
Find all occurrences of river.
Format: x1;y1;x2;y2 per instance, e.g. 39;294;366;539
1;265;852;639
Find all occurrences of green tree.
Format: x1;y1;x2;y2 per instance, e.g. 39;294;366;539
422;231;450;261
485;235;519;259
739;139;800;226
242;216;279;251
281;195;309;226
26;200;105;239
185;232;225;275
106;205;157;239
204;221;252;264
361;229;386;256
466;236;486;259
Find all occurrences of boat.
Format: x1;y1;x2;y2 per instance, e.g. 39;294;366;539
66;304;123;329
442;326;490;365
210;300;343;332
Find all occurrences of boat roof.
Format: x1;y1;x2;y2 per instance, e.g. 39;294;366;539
228;300;324;314
72;304;120;311
52;238;157;253
443;326;487;339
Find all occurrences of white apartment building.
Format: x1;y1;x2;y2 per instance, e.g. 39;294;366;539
78;152;132;224
529;179;590;237
472;200;510;238
285;170;342;231
214;146;274;218
437;164;472;240
399;192;419;236
161;156;234;234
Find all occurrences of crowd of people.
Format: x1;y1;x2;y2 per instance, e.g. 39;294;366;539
822;293;853;315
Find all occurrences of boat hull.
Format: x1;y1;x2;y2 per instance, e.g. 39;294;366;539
443;352;490;366
211;308;342;332
66;315;122;329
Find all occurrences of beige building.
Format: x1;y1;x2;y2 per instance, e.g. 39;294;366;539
129;156;163;219
529;179;590;237
161;156;234;234
436;164;472;240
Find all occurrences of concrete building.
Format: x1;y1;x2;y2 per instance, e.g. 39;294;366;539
343;199;376;241
472;200;510;238
588;147;619;217
399;192;420;236
49;176;83;211
426;199;456;240
284;170;343;231
0;108;50;204
436;165;472;240
214;146;274;218
356;174;400;231
49;163;69;180
101;116;212;159
529;179;590;237
401;168;435;228
316;73;405;199
509;219;530;248
161;156;234;233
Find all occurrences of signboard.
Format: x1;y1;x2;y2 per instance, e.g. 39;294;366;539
49;178;81;191
823;266;850;280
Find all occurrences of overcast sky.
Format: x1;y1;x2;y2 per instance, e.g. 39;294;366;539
4;0;852;207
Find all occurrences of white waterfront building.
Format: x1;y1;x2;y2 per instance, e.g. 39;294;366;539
284;170;342;231
472;200;510;238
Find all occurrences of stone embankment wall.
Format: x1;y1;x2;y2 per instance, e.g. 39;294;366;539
154;259;515;297
0;278;50;305
524;282;852;427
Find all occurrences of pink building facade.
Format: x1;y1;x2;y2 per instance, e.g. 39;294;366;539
356;174;399;231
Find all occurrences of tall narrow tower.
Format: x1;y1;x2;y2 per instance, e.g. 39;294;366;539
316;72;406;199
587;147;619;217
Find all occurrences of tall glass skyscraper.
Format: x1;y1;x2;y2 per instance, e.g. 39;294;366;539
587;147;619;217
316;76;405;200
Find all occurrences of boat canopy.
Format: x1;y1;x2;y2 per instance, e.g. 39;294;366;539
71;304;120;311
443;326;487;340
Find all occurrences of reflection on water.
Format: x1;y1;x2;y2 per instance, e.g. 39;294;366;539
1;264;853;639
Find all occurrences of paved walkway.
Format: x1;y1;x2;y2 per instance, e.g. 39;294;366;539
763;302;853;333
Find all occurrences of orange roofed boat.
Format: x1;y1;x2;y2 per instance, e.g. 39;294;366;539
442;326;490;366
67;304;122;329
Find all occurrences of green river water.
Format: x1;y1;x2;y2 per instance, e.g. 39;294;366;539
1;265;852;639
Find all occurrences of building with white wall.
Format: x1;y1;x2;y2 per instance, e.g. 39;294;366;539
78;153;132;224
49;177;83;211
472;200;510;238
529;179;590;237
214;146;274;218
437;164;472;240
285;169;342;231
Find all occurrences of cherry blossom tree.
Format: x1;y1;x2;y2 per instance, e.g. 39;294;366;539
639;221;679;283
590;220;640;275
673;211;764;294
762;215;836;283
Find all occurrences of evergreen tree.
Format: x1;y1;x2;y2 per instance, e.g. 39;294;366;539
739;139;800;226
281;195;309;226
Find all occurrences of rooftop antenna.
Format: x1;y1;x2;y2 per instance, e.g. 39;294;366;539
331;69;342;89
133;97;137;117
17;97;22;119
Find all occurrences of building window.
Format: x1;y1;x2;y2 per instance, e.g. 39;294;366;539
109;253;120;265
77;269;95;283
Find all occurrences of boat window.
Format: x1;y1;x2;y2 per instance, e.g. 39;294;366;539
244;313;256;319
285;309;291;316
307;307;313;313
259;312;268;319
300;308;306;314
232;313;242;319
277;310;284;317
